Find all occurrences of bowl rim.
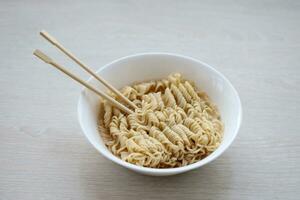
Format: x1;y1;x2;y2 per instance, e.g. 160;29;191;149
78;52;242;175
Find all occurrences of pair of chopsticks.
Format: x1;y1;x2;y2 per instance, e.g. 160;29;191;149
34;31;136;114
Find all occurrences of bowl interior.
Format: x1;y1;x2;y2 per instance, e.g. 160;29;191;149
78;53;242;175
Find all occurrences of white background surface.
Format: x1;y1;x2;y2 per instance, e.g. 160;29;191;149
0;0;299;199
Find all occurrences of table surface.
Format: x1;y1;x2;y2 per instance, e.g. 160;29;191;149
1;0;300;199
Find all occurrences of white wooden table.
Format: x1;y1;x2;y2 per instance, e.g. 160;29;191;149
1;0;299;199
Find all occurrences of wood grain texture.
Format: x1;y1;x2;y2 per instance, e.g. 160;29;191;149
0;0;299;199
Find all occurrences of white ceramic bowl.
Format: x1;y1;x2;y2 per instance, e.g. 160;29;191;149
78;53;242;176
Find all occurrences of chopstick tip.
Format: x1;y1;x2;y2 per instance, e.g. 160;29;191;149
40;30;47;36
39;30;57;45
33;49;52;64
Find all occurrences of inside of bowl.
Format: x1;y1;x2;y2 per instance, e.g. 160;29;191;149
79;53;241;168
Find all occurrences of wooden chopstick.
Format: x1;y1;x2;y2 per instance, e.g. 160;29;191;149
39;30;138;110
33;49;134;114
